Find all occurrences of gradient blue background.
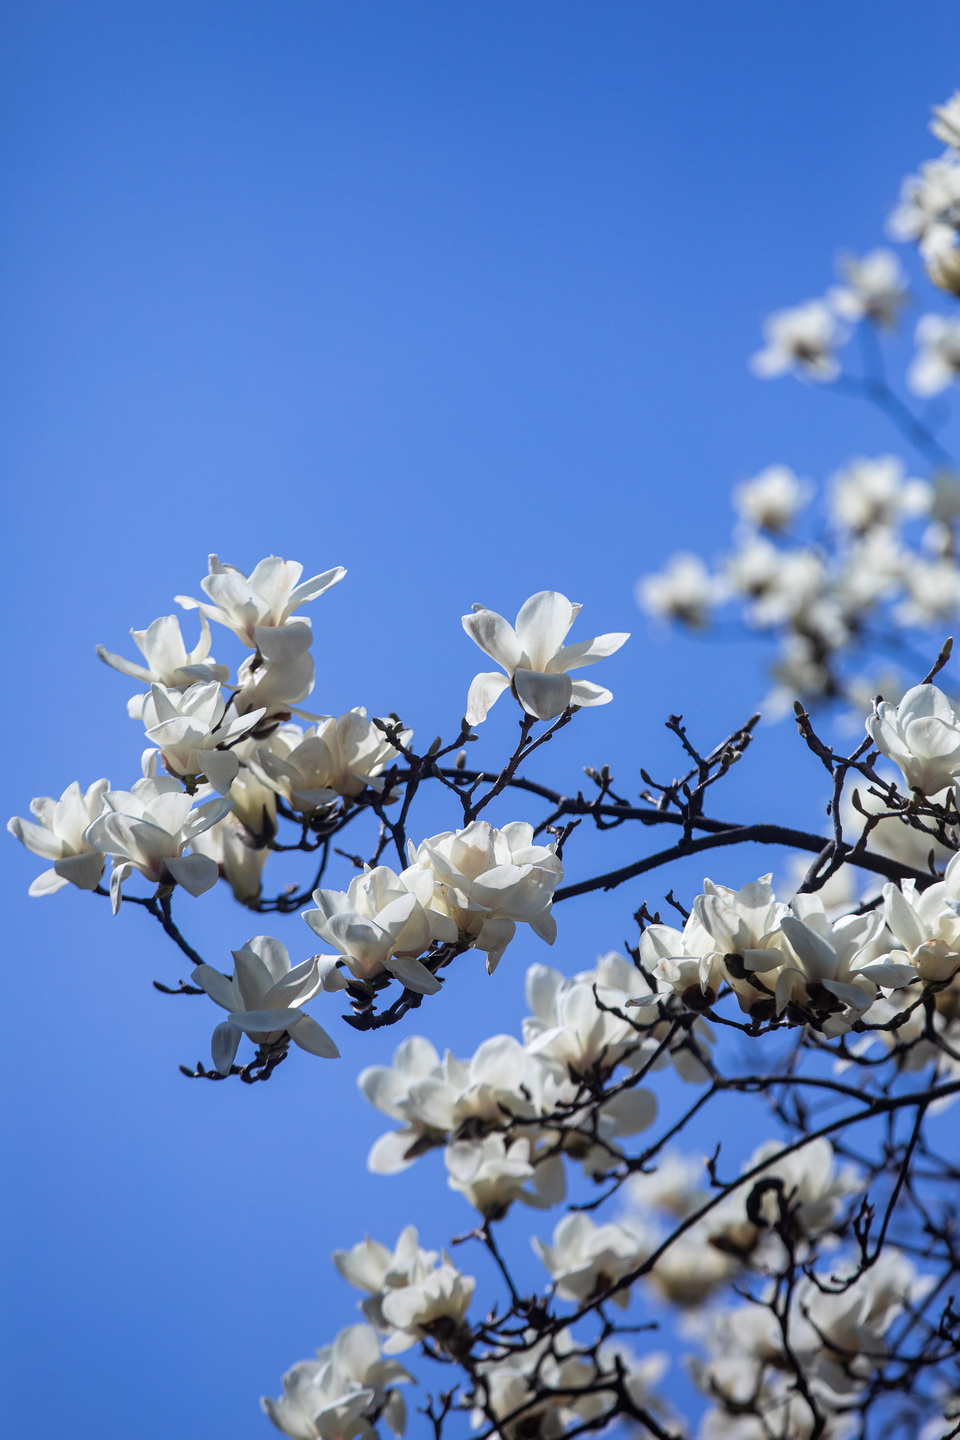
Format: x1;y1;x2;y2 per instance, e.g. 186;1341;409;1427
4;4;960;1437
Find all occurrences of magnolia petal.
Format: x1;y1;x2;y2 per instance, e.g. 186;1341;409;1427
513;668;573;721
199;748;240;796
386;954;442;996
515;591;576;670
289;1014;340;1058
212;1021;242;1074
53;851;105;890
228;1006;303;1032
568;678;613;707
166;853;220;897
464;671;511;725
461;607;524;673
28;867;70;897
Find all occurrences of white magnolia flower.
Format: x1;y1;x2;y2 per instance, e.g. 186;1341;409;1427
85;776;231;910
176;553;345;648
889;154;960;243
97;614;229;716
233;623;316;717
304;864;457;996
830;455;930;534
829;249;908;328
772;896;886;1032
191;935;341;1073
896;556;960;626
932;91;960;149
750;300;842;382
257;710;410;811
9;780;110;896
522;954;660;1078
877;857;960;986
140;682;265;794
407;821;562;972
733;465;811;533
380;1259;476;1354
333;1226;439;1331
262;1324;410;1440
445;1134;558;1218
533;1212;644;1310
909;314;960;396
461;589;628;724
637;551;717;627
359;1033;540;1174
867;683;960;794
738;1137;861;1241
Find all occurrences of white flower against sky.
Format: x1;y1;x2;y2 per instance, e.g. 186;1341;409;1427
8;779;110;897
257;710;410;812
829;456;930;534
533;1212;644;1310
773;896;887;1031
876;856;960;986
867;683;960;794
445;1134;554;1218
141;681;265;794
732;465;812;533
233;623;317;718
333;1226;439;1331
637;551;717;627
829;249;908;328
888;154;960;243
97;613;229;715
522;954;659;1078
380;1259;476;1354
176;553;345;648
407;821;562;972
750;300;843;382
358;1032;539;1174
908;315;960;395
461;589;628;724
191;935;341;1073
262;1323;410;1440
85;776;231;910
931;90;960;149
303;863;457;995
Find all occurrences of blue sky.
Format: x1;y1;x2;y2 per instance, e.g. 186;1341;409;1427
3;4;960;1437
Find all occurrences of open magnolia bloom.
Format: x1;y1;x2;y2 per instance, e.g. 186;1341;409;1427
445;1134;562;1218
141;682;265;794
407;821;562;972
85;776;232;911
533;1212;645;1311
867;683;960;794
379;1258;476;1354
876;857;960;985
96;613;229;716
176;553;345;648
232;623;316;718
261;1323;410;1440
256;710;411;812
333;1226;440;1331
8;779;111;896
461;589;629;723
303;863;458;996
191;935;342;1073
750;300;843;382
829;248;909;328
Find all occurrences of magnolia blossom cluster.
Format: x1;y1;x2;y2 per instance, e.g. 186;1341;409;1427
689;1248;926;1440
633;867;960;1040
639;456;960;713
356;952;719;1216
269;1223;673;1440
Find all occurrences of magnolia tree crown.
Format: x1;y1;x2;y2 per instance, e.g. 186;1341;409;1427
13;90;960;1440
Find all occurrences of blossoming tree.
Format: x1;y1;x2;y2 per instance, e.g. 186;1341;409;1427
14;91;960;1440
